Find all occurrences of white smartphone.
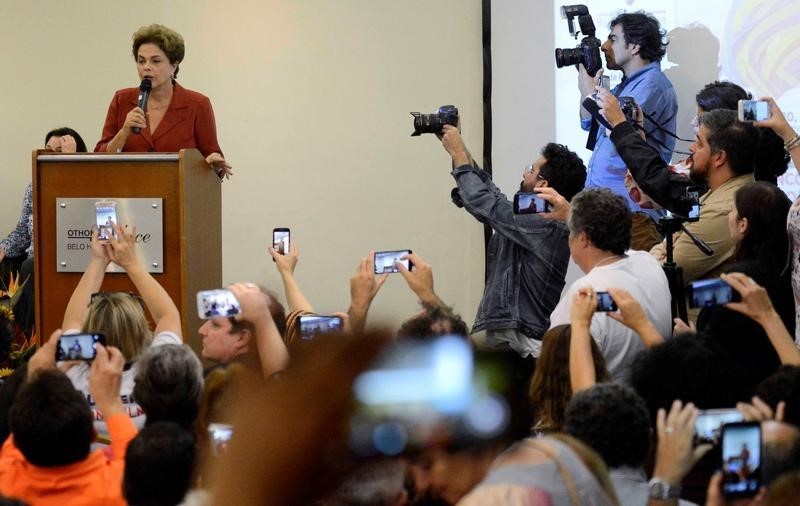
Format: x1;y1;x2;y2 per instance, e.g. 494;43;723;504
95;201;117;241
738;99;771;122
197;289;241;319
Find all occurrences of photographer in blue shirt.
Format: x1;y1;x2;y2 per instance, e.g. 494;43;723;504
578;12;678;250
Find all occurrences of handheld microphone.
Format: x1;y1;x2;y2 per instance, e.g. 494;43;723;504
132;79;152;134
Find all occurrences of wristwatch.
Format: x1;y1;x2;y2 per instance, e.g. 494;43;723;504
648;478;681;500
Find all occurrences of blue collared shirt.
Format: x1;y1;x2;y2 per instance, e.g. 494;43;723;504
581;61;678;214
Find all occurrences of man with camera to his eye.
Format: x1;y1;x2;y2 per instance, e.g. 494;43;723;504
437;124;586;360
577;11;678;250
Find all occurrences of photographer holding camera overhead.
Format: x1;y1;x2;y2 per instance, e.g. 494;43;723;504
565;7;678;250
431;112;586;361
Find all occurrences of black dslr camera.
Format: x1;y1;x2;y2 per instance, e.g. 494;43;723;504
411;105;459;136
554;5;602;77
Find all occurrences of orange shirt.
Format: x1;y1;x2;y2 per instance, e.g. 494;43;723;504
0;413;137;506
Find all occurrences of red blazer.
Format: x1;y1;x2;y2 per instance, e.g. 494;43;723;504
94;81;223;157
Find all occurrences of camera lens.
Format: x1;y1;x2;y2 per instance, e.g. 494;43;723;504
554;47;583;69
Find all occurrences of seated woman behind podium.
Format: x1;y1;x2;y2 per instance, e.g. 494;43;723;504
59;224;183;441
0;128;86;334
94;23;232;179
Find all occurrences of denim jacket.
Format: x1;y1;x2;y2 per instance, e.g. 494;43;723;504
452;164;570;339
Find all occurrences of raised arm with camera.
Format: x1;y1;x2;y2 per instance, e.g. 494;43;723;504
108;226;182;339
569;287;599;392
268;241;314;313
229;283;289;378
595;88;694;216
754;97;800;168
62;226;182;339
347;253;388;335
722;272;800;366
395;252;444;307
606;287;666;348
436;123;587;357
62;230;112;332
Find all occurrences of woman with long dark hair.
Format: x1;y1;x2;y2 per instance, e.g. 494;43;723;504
694;182;794;390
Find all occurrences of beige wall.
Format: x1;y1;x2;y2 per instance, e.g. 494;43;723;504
0;1;486;331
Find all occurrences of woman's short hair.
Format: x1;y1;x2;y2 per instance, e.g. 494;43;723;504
83;292;151;362
131;24;185;77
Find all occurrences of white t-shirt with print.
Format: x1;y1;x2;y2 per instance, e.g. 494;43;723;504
61;330;182;441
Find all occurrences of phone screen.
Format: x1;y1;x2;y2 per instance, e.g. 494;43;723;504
595;292;617;312
514;193;550;214
739;100;771;122
95;201;117;241
208;423;234;456
689;279;733;308
56;333;105;361
197;289;241;319
273;228;290;255
374;250;411;274
299;315;343;340
349;335;512;457
721;422;761;497
695;409;743;444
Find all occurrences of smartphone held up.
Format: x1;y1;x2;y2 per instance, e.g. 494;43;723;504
721;421;762;498
374;250;412;274
738;99;771;122
513;192;550;214
273;227;290;255
95;200;118;241
197;289;241;319
56;333;106;362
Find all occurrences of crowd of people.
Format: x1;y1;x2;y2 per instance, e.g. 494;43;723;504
1;12;800;506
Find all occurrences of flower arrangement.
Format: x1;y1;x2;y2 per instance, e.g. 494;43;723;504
0;271;37;378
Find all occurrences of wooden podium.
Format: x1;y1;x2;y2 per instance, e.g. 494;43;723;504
32;149;221;352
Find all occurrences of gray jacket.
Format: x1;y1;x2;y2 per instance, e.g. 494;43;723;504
453;164;570;339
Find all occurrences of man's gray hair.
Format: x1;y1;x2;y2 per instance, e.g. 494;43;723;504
133;344;204;429
568;188;631;255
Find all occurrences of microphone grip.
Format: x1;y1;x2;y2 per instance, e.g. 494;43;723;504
132;90;150;135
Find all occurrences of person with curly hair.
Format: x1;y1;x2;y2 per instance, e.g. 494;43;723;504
437;123;586;359
548;188;671;381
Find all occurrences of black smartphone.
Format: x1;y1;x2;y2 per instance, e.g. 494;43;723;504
197;289;241;319
695;409;743;445
595;291;617;312
721;421;761;498
299;315;344;340
374;250;412;274
273;227;290;256
513;192;550;214
56;333;106;362
689;278;736;308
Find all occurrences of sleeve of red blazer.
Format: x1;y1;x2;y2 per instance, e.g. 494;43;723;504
95;91;125;153
194;95;223;158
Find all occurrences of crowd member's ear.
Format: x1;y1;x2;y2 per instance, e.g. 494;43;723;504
237;328;253;347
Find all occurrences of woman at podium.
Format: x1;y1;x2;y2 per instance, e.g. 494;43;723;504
94;24;232;179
